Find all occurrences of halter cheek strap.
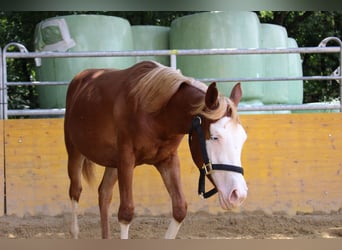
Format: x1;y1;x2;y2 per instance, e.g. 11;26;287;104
188;116;244;199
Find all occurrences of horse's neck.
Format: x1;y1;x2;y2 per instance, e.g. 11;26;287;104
159;84;205;135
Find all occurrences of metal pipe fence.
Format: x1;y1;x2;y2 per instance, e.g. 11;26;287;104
0;47;3;119
1;37;342;119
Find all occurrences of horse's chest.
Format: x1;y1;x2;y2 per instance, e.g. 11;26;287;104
135;138;181;165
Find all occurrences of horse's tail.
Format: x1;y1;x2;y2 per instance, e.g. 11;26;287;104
82;158;96;187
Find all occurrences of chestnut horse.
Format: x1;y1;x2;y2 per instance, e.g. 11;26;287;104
64;61;248;239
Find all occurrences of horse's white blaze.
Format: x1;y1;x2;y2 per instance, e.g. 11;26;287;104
164;218;182;239
120;222;130;239
70;199;79;239
206;117;248;210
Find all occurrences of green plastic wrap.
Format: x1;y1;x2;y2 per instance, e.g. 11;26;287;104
132;25;170;66
170;11;264;101
287;38;303;104
34;15;135;109
170;11;303;105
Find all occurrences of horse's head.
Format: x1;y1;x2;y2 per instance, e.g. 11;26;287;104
189;82;248;210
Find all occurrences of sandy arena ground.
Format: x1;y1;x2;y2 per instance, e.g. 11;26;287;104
1;210;342;239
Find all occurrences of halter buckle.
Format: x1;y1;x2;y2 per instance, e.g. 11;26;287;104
202;162;213;175
195;116;202;125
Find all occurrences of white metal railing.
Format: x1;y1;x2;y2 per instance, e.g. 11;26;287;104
1;37;342;119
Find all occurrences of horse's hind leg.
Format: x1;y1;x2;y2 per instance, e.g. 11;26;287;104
98;167;118;239
67;149;85;239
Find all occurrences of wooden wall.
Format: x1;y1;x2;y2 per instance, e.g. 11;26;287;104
1;113;342;217
241;113;342;214
0;121;4;216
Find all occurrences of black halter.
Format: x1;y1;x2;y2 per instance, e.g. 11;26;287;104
188;116;244;199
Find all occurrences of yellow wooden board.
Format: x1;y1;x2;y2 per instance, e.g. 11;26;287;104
3;113;342;216
240;113;342;214
0;121;4;216
5;119;69;216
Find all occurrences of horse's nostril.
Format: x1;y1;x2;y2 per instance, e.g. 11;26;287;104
229;189;239;203
229;189;246;206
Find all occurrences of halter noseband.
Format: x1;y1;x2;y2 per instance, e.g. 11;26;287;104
188;116;244;199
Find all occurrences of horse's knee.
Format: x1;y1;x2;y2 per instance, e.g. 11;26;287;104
173;202;187;223
69;185;82;202
118;203;135;223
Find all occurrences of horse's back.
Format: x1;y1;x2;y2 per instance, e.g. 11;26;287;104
66;68;116;110
66;61;160;110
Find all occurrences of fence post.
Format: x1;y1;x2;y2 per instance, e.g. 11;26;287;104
170;50;177;69
0;47;4;215
2;43;29;119
319;37;342;112
0;47;4;120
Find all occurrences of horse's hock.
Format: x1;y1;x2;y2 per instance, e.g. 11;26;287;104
1;113;342;216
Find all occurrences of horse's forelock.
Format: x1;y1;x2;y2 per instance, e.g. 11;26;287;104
191;95;239;123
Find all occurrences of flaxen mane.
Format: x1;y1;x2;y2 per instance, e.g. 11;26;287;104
129;61;238;121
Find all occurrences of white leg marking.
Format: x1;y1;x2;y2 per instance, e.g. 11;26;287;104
120;222;130;239
70;200;79;239
164;218;181;239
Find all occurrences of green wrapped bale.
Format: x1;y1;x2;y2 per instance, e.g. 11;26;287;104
170;11;264;101
34;15;135;108
259;24;290;104
287;38;303;104
132;25;170;66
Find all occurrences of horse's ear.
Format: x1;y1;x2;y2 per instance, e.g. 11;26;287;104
205;82;219;110
230;82;242;106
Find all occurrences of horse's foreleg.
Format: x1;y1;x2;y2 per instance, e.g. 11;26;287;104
119;222;130;239
98;167;118;239
165;217;182;239
67;151;84;239
156;154;187;239
117;158;135;239
70;199;79;239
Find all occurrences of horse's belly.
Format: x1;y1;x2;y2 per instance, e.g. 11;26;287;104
68;121;118;167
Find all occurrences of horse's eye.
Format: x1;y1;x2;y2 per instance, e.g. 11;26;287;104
210;136;219;141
